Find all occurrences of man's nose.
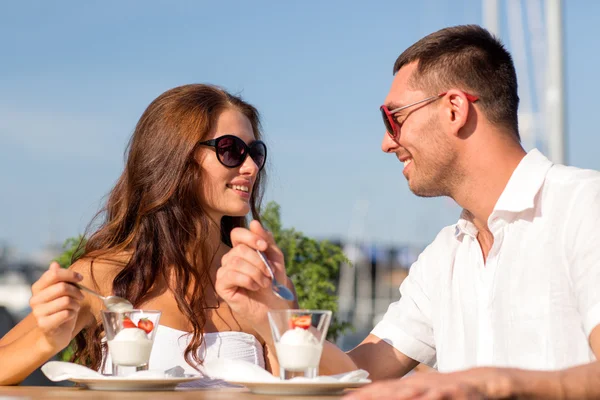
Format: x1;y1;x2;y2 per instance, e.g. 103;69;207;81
381;131;399;153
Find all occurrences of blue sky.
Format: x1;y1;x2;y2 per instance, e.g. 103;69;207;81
1;1;599;256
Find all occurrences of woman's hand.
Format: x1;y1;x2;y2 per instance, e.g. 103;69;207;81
29;262;85;352
216;220;296;339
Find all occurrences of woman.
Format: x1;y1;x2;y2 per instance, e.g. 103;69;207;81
0;84;295;385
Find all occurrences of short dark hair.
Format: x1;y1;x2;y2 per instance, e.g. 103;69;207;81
394;24;520;140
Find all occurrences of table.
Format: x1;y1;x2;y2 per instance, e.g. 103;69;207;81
0;386;349;400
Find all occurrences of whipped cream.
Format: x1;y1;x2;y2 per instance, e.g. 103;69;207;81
275;327;322;371
108;327;153;367
108;302;134;312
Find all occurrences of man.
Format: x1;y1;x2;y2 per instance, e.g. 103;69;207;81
216;25;600;399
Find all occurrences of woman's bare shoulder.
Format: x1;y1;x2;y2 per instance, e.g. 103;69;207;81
68;252;130;294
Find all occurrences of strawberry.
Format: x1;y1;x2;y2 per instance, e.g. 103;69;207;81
137;318;154;334
122;317;136;329
291;315;311;330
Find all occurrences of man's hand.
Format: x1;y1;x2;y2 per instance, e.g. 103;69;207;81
344;367;516;400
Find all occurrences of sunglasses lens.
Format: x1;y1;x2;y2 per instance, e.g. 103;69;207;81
216;136;246;167
250;142;266;170
380;107;396;140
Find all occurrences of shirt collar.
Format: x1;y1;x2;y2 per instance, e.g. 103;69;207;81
454;148;553;238
455;210;478;238
492;148;553;213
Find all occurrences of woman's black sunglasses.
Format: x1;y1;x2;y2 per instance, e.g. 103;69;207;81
199;135;267;170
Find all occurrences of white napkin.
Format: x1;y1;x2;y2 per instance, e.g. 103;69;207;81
203;359;370;383
291;369;371;383
203;359;279;382
41;361;104;381
41;361;194;381
333;369;370;382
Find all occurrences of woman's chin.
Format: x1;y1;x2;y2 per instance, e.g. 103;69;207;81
224;206;251;218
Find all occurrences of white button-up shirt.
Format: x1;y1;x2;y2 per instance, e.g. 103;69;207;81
371;149;600;372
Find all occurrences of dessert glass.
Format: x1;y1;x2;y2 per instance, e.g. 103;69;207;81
101;310;161;376
267;309;332;380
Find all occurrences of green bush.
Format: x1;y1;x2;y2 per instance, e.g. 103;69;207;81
55;201;352;356
260;201;352;341
54;236;85;269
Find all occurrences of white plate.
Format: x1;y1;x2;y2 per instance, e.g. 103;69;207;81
70;376;202;391
228;380;371;395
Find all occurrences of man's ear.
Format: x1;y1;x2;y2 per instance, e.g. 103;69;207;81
443;90;471;137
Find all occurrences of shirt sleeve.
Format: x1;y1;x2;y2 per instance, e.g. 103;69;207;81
565;179;600;338
370;245;437;367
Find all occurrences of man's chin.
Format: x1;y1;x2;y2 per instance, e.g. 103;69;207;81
408;181;444;198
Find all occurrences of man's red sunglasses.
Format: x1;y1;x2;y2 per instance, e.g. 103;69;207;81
380;92;479;141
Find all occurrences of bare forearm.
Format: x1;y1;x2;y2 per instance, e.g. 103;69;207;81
318;340;358;375
0;329;58;385
556;361;600;400
501;362;600;400
320;338;419;380
347;337;418;380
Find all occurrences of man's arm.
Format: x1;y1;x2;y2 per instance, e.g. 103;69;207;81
318;334;419;379
508;363;600;400
320;259;437;379
513;324;600;400
319;227;443;379
479;327;600;399
343;328;600;400
348;334;420;379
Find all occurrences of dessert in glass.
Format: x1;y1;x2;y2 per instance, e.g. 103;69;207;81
101;310;161;376
267;309;332;380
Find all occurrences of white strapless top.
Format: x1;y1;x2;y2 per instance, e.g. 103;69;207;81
102;325;265;375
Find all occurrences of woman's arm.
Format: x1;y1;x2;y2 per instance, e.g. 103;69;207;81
0;262;95;385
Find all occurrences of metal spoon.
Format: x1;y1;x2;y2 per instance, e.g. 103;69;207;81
72;282;134;311
256;250;295;301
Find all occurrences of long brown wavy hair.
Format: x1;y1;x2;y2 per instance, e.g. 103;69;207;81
71;84;266;370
